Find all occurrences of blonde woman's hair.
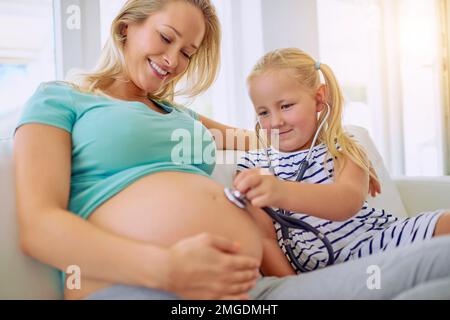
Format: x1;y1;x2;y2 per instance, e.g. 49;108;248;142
248;48;376;180
70;0;221;102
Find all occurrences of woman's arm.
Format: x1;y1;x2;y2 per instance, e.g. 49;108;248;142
234;156;369;222
14;124;170;289
198;115;257;151
15;124;260;299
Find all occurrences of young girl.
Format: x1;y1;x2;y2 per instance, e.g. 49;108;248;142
234;48;450;276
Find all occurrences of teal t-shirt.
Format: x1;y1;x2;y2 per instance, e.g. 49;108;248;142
15;81;216;219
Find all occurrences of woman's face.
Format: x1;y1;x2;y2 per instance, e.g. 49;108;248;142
123;1;206;95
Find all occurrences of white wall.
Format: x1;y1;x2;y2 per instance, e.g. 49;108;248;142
260;0;320;58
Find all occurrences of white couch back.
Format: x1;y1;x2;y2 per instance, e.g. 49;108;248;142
0;138;62;299
0;126;407;299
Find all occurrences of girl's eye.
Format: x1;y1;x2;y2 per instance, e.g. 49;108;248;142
281;104;293;109
160;34;171;44
258;111;269;117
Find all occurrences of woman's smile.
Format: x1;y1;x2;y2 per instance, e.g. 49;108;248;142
148;59;169;80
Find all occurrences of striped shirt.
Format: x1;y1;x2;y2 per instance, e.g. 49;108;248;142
237;143;444;273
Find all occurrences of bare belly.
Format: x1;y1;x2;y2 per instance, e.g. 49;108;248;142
64;172;263;299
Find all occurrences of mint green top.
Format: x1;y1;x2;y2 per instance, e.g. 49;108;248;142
15;81;216;219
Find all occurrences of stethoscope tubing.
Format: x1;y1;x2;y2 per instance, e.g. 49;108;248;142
228;103;335;273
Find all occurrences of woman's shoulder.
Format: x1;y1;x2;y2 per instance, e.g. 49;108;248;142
17;81;82;134
36;80;77;92
31;80;83;102
32;81;103;108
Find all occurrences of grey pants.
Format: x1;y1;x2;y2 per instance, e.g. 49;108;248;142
85;235;450;300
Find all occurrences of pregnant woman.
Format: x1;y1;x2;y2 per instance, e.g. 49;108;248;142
14;0;263;300
14;0;450;300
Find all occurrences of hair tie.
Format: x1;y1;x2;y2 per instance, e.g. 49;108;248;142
315;61;321;70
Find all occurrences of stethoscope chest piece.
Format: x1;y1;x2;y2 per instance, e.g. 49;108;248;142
224;188;247;209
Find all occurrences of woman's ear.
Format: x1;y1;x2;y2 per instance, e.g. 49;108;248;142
120;23;128;37
315;85;327;112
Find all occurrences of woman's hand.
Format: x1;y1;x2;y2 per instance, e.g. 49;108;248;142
165;233;261;300
233;168;283;208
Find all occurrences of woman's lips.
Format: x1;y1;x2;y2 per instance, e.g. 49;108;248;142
148;59;168;80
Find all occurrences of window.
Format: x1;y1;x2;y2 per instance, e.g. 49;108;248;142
177;0;264;130
0;0;56;139
317;0;446;176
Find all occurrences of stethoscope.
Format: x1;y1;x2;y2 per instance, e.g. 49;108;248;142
224;103;335;273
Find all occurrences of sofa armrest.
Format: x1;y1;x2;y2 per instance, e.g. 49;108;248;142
394;176;450;217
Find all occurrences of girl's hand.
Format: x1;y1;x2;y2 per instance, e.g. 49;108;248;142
233;168;283;208
165;233;260;300
368;164;381;197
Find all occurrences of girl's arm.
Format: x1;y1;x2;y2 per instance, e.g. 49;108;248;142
243;201;296;277
198;114;257;151
259;239;296;277
280;155;369;220
234;155;369;222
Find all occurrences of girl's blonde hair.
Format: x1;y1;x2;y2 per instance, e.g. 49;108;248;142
71;0;221;102
248;48;375;180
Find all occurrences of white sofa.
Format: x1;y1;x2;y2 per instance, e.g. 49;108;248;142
1;126;450;299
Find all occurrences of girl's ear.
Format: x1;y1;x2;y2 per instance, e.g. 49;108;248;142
315;85;327;112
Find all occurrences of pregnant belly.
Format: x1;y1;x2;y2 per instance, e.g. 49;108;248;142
65;171;263;299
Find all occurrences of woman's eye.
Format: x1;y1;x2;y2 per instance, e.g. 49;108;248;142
181;51;191;59
160;34;171;44
258;111;269;117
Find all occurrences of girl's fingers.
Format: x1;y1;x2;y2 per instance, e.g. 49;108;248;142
250;196;267;207
234;168;262;188
236;174;260;194
245;187;263;201
236;173;255;190
234;168;256;186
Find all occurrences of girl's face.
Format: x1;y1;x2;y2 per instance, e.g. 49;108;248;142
248;68;324;152
123;1;205;95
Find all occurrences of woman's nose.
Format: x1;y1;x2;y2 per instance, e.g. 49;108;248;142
163;48;179;70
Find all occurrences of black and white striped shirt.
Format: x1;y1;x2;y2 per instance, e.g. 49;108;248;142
237;144;442;273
